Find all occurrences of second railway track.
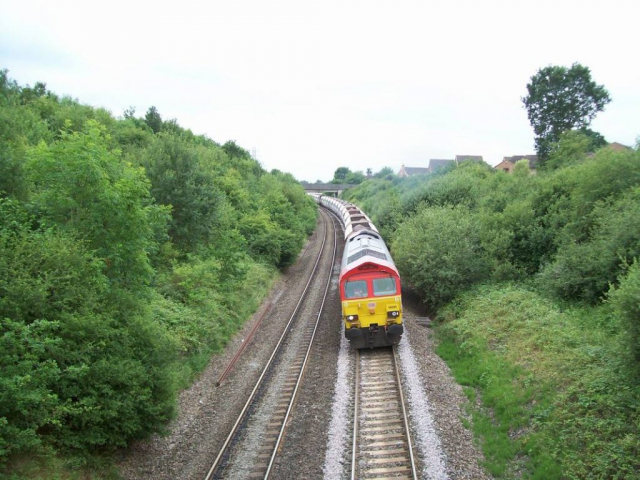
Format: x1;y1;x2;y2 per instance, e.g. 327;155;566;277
205;209;338;480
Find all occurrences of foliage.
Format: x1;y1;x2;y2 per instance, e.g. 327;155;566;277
0;202;178;460
138;132;224;253
345;145;640;309
537;212;639;303
609;261;640;371
437;285;640;479
152;256;274;374
373;166;394;179
0;70;316;475
0;70;50;199
392;205;489;308
344;170;365;184
144;106;163;134
331;166;366;184
332;166;350;183
544;129;600;170
341;137;640;477
26;121;169;291
537;154;640;302
522;63;610;161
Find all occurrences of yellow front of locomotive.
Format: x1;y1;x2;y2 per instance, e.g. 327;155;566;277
340;270;404;349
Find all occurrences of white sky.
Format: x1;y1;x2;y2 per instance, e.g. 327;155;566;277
1;0;638;182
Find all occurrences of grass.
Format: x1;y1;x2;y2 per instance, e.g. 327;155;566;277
0;451;121;480
434;283;640;479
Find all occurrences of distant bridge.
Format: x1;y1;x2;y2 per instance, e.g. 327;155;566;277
300;183;351;196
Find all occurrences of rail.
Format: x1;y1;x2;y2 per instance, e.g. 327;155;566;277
205;208;337;480
351;346;418;480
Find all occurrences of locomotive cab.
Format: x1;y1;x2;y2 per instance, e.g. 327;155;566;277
341;265;403;349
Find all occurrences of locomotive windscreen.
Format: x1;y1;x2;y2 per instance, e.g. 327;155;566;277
347;249;387;264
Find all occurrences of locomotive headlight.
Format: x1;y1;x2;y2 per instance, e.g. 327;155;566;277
387;310;399;318
347;315;359;321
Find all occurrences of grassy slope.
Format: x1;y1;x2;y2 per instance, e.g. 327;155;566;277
435;284;640;479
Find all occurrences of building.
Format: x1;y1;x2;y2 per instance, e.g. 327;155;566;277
397;165;430;177
495;155;538;173
605;142;632;152
397;154;485;177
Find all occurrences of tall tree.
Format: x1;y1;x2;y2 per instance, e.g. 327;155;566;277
26;121;167;289
144;106;163;133
522;63;610;161
332;166;351;183
140;133;223;252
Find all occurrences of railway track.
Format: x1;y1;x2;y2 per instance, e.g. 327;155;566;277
352;347;417;480
205;209;338;480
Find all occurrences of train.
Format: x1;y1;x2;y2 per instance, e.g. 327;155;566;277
313;194;404;349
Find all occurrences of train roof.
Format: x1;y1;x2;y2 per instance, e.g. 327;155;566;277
340;229;399;282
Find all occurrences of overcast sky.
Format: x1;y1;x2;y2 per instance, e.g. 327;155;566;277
1;0;638;182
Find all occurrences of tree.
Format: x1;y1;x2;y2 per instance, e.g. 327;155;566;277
123;106;136;119
544;129;606;170
522;63;610;161
140;133;223;252
222;140;250;159
26;121;167;289
144;106;163;133
344;170;365;184
332;166;350;183
374;167;394;179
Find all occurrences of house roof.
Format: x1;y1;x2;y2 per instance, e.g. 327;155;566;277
607;142;632;151
397;165;431;177
502;155;538;169
403;167;431;176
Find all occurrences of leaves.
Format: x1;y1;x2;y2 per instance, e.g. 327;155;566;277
0;71;317;468
26;121;167;290
522;63;611;161
392;205;489;308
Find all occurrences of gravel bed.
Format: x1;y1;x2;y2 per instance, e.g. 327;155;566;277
224;239;334;478
397;328;449;479
401;297;491;480
319;293;491;480
321;333;354;480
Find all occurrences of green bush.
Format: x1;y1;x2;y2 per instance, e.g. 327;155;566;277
538;187;640;302
0;71;310;475
609;261;640;368
392;205;489;308
0;209;178;460
139;133;225;253
437;285;640;479
26;121;170;291
399;163;490;214
153;255;275;362
543;130;597;171
0;317;62;459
